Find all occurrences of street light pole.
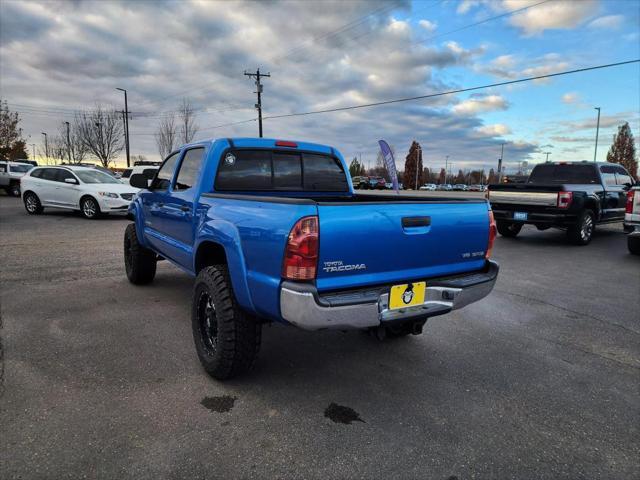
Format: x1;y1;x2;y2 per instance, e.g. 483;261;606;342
30;143;36;161
593;107;601;162
445;155;449;183
544;151;551;162
64;121;71;163
497;142;505;183
41;132;49;164
116;88;131;167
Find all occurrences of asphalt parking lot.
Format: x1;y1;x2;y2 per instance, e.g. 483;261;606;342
1;193;638;479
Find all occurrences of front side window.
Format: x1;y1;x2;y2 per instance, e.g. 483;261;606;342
613;166;633;185
175;148;205;191
75;170;120;184
56;169;77;183
40;168;59;181
151;152;180;191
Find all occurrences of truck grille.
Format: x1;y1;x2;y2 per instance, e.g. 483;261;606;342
120;193;135;201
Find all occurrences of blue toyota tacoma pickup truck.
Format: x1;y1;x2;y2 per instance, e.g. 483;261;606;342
125;138;499;379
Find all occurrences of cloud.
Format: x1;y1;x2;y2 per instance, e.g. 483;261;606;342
456;0;482;15
561;92;580;105
478;52;570;83
588;15;623;29
476;124;512;136
418;19;437;32
453;95;509;115
505;0;599;36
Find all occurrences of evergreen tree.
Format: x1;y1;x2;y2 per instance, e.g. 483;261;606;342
438;168;446;184
0;100;28;160
606;122;638;179
403;141;423;189
488;168;497;184
348;157;365;177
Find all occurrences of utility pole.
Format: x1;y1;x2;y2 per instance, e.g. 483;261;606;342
445;155;449;183
116;88;131;167
593;107;601;162
544;151;551;162
497;142;504;183
41;132;49;164
64;121;71;163
244;68;270;137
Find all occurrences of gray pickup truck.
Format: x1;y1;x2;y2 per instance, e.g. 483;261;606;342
0;160;34;196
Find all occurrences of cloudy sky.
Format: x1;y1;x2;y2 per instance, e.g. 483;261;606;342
1;0;638;173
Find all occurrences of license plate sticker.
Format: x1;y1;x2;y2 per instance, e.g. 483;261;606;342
514;212;528;221
389;282;426;310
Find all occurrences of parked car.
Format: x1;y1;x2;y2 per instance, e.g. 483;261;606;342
468;184;484;192
436;184;453;191
420;183;436;191
488;161;634;245
453;184;468;191
367;177;386;189
0;160;33;196
351;176;369;190
124;137;499;380
624;186;640;255
20;165;140;219
121;165;159;187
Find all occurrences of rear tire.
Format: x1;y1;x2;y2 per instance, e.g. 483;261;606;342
124;223;157;284
80;196;101;219
192;265;261;380
8;182;20;197
567;209;595;245
628;235;640;255
23;191;44;214
497;221;523;237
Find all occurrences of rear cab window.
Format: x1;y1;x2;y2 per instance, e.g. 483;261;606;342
528;164;599;184
215;149;348;192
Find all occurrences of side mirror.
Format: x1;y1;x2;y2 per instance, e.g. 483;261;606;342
64;177;78;184
130;173;150;189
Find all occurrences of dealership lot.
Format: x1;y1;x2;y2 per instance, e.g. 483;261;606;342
1;194;638;478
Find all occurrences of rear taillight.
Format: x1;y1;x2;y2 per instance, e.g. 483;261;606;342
557;191;573;209
626;190;635;214
486;210;497;259
282;216;318;281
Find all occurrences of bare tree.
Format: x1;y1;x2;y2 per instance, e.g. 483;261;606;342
178;98;199;144
76;105;124;167
155;113;177;159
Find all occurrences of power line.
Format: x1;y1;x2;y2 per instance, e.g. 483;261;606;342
262;59;640;121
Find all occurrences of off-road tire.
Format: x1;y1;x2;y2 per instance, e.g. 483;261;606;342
192;265;261;380
628;235;640;255
567;209;595;245
80;196;101;219
23;191;44;214
497;221;523;238
124;223;157;284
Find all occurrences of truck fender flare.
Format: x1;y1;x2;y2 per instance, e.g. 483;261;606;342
194;221;256;314
130;199;151;248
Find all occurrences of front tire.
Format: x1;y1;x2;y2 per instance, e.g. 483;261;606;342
567;209;595;245
628;235;640;255
23;191;44;214
124;223;157;284
497;221;523;237
192;265;261;380
8;182;20;197
80;196;101;219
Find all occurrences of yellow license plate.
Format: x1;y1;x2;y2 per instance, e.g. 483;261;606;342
389;282;426;310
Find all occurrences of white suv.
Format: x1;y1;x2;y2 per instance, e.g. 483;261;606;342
20;165;140;219
0;160;34;196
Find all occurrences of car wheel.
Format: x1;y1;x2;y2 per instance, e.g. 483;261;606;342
80;196;100;219
23;191;44;214
124;223;157;284
192;265;261;380
628;235;640;255
9;182;21;197
567;209;595;245
496;221;523;238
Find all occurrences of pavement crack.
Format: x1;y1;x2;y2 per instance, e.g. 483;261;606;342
496;289;640;336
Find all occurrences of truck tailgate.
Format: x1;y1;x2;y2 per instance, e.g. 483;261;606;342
315;200;490;291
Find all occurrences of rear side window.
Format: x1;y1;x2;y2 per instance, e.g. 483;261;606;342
175;148;205;191
528;164;599;184
151;152;180;191
121;169;132;178
0;163;6;173
30;168;44;178
600;166;617;186
215;149;348;192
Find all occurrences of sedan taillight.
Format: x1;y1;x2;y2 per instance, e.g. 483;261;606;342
282;216;318;281
557;191;573;209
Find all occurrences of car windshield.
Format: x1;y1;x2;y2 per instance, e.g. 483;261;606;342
75;170;121;184
10;164;32;173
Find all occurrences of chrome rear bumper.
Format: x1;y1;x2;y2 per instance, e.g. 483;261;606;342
279;260;499;331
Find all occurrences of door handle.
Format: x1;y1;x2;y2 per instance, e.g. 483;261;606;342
402;216;431;228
